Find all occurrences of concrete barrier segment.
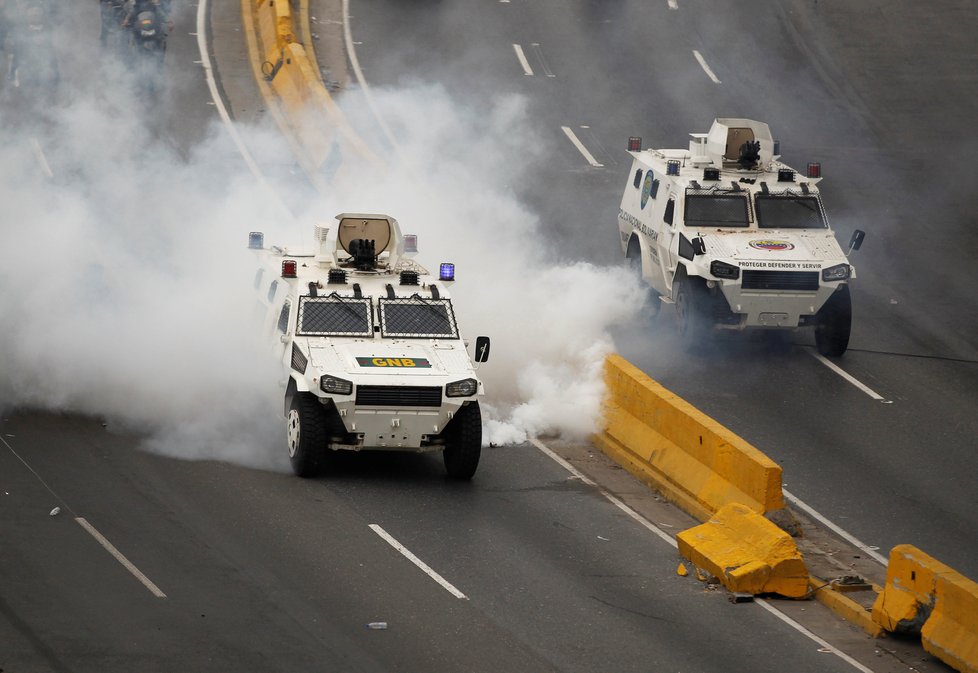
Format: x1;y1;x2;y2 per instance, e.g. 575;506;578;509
595;354;785;520
809;576;883;638
676;502;809;598
244;0;379;188
873;544;978;673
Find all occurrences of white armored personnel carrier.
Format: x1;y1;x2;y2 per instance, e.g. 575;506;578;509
251;214;490;479
617;118;865;356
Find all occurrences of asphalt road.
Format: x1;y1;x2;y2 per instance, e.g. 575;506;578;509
0;0;974;672
341;0;978;579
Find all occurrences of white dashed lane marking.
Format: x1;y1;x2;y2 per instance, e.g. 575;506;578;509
693;49;721;84
513;44;533;76
369;524;468;600
561;126;604;167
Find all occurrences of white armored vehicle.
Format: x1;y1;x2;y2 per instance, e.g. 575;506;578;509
618;118;865;356
251;214;490;479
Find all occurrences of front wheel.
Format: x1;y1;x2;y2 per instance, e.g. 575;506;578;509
815;285;852;357
674;276;712;348
443;403;482;480
287;393;328;477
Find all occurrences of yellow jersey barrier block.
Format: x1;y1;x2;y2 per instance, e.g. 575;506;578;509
872;544;978;673
676;503;809;598
245;0;378;187
810;576;883;638
593;354;785;521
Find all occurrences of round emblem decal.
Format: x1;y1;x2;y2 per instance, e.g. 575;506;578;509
640;171;654;209
749;239;795;251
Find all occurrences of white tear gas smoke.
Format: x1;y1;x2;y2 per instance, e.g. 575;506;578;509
0;48;294;470
316;82;648;445
0;40;644;467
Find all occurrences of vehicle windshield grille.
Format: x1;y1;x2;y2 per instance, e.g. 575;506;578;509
684;193;751;228
379;297;459;339
297;296;373;337
755;195;827;229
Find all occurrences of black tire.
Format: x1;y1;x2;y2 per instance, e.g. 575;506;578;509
674;275;712;347
286;392;328;477
815;284;852;357
626;237;660;317
443;403;482;480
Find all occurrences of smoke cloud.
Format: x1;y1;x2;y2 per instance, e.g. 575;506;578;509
0;14;643;470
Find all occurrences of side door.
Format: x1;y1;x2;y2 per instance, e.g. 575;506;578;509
650;189;680;295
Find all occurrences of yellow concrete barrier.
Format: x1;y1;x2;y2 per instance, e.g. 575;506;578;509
676;502;808;598
244;0;378;186
593;354;785;522
873;544;978;673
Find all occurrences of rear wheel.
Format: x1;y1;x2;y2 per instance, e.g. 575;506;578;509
626;237;660;317
443;403;482;480
815;285;852;357
287;393;327;477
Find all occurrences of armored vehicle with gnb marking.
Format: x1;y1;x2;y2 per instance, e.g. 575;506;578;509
617;118;865;356
251;213;490;479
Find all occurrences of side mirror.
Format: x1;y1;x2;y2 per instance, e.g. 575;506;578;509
848;229;866;253
280;333;291;343
474;336;490;363
692;237;706;255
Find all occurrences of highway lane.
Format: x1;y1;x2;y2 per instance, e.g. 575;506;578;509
1;3;891;673
3;409;885;673
343;0;978;580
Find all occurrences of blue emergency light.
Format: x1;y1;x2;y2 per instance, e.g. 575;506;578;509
439;263;455;281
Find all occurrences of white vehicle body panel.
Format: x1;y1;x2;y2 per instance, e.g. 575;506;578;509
618;118;857;331
254;214;484;454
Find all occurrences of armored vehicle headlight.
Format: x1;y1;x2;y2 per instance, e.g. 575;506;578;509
710;260;740;280
446;378;478;397
320;375;353;396
821;263;850;282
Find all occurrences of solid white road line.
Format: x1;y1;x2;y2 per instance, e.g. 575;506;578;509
809;352;890;402
692;49;721;84
757;599;876;673
195;0;264;183
343;0;399;149
512;44;534;76
561;126;604;167
369;524;468;600
529;438;676;548
783;489;888;565
30;138;54;178
668;0;678;9
75;518;167;599
530;437;875;673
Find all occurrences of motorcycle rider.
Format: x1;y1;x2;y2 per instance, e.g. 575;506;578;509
5;0;57;91
121;0;171;33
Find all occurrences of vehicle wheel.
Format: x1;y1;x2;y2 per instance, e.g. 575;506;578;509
286;392;328;477
443;403;482;480
674;275;711;346
815;284;852;357
626;238;660;317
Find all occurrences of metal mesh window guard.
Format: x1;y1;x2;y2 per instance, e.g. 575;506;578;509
297;296;373;336
684;193;751;228
755;195;827;229
379;297;459;339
